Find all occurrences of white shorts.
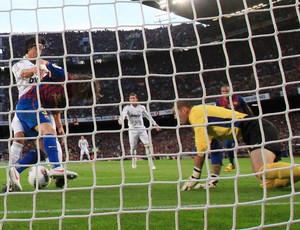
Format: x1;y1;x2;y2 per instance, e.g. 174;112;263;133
12;113;55;134
80;148;89;155
12;115;24;134
129;129;149;148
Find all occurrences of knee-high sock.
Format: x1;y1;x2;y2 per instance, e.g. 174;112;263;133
259;162;300;179
130;148;136;155
56;139;62;163
10;142;23;165
145;145;154;166
130;148;137;159
226;151;234;165
43;134;60;168
225;140;235;165
17;150;38;174
129;148;137;165
191;166;201;179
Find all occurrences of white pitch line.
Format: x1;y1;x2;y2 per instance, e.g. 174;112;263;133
3;202;300;215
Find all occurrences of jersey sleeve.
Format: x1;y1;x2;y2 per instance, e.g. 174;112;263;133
189;107;210;154
119;106;128;122
141;105;157;125
12;62;24;80
46;63;66;82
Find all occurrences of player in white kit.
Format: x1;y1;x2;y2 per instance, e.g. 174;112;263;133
10;36;48;169
7;36;77;191
78;136;91;161
118;93;161;169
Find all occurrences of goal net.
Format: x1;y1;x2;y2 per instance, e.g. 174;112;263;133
0;0;300;229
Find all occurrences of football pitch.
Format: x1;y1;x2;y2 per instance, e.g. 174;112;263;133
0;158;299;229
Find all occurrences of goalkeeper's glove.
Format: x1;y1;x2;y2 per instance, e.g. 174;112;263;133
194;174;219;190
181;175;200;191
181;166;202;191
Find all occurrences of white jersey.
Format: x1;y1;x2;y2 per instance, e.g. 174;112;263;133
120;104;156;129
12;58;38;98
78;139;89;149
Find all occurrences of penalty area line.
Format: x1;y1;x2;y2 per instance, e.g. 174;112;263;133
3;202;300;215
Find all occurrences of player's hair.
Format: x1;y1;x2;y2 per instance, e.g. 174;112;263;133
221;85;230;89
68;74;101;102
24;36;46;53
129;92;137;98
220;85;230;94
176;100;194;110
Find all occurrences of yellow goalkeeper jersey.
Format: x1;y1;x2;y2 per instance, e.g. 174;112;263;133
189;105;248;153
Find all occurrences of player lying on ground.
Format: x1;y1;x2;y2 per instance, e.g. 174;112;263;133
174;100;300;189
8;60;101;191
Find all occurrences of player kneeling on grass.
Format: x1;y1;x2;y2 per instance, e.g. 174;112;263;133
7;61;101;191
181;139;224;191
174;100;300;190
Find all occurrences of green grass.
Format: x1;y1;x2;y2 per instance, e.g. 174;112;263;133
0;158;300;229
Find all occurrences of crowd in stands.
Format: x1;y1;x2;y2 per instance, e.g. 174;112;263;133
1;39;299;119
0;18;298;114
0;3;299;160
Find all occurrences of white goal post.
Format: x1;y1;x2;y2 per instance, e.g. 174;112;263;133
0;0;300;229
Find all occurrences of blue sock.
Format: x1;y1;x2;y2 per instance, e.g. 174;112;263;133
227;151;235;165
17;150;38;173
225;140;235;165
210;140;224;166
43;134;60;168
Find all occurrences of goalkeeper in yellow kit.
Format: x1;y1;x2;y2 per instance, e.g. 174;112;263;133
174;100;300;189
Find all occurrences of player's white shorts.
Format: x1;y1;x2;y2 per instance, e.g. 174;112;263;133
12;114;55;134
12;115;24;134
80;148;89;155
129;129;149;147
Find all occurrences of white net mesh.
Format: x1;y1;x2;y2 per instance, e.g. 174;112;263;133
0;0;300;229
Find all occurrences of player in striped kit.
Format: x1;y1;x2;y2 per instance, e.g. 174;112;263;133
215;85;253;172
10;36;47;176
118;93;161;169
8;58;100;191
78;136;91;161
8;36;64;191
